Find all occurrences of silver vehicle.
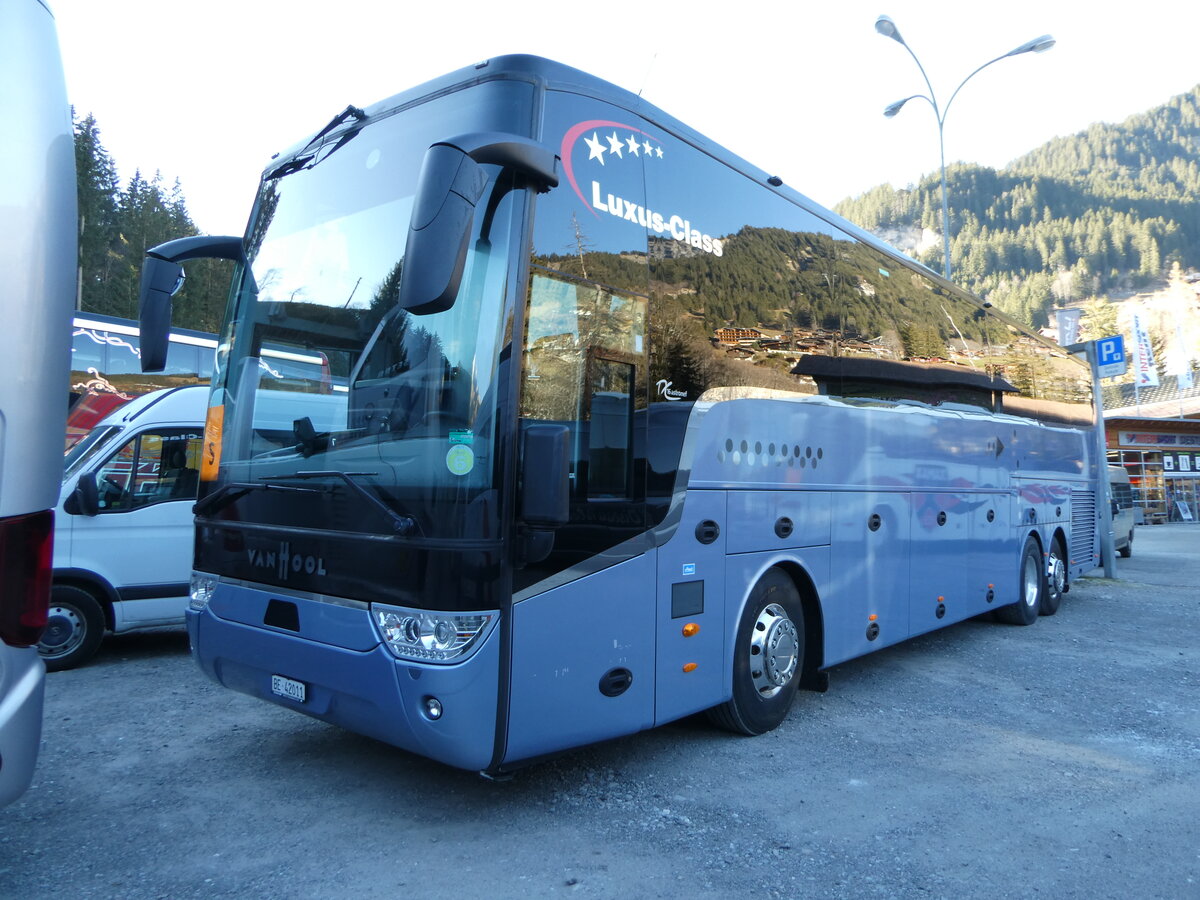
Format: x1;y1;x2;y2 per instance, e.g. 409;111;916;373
1109;465;1137;558
0;0;77;806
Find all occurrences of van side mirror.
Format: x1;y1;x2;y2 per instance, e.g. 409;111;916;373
138;235;244;372
65;472;100;517
398;133;559;316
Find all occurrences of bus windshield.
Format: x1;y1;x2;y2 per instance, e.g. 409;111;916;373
210;80;531;542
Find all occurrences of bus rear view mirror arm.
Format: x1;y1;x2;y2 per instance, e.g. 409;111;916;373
137;235;244;372
398;133;559;316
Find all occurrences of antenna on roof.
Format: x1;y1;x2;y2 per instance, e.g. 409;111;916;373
637;53;658;98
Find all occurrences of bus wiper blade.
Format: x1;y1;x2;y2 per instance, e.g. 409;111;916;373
265;105;367;182
285;470;420;537
193;481;322;517
302;104;366;152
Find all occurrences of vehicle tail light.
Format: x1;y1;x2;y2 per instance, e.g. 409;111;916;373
0;509;54;647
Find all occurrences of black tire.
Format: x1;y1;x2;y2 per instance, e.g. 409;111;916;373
1118;532;1133;558
996;536;1043;626
38;585;106;672
1039;536;1067;616
707;568;803;735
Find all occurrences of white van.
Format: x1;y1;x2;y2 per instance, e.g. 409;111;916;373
40;386;207;670
1108;465;1137;558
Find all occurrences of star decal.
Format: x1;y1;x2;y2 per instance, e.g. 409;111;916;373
606;132;624;157
643;139;653;156
626;134;640;156
585;131;606;164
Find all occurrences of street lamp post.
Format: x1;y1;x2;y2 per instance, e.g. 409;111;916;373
875;15;1054;281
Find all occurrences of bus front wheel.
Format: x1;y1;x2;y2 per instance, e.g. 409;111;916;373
997;536;1044;626
708;568;803;736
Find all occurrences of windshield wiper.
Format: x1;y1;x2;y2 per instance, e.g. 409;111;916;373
265;104;367;181
193;481;323;518
283;470;420;537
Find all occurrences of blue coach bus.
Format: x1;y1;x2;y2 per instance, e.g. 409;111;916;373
139;56;1100;774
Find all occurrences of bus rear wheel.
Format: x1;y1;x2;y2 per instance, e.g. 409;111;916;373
1040;536;1067;616
996;536;1043;626
708;568;803;736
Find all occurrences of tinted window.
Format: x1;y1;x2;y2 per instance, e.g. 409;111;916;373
94;429;204;511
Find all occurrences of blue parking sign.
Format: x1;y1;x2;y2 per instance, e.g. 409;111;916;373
1096;335;1127;379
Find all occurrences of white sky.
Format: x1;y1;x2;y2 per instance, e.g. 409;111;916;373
51;0;1200;236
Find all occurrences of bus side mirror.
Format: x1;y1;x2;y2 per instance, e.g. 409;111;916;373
138;257;184;372
398;133;559;316
397;145;488;316
137;235;244;372
520;424;570;527
65;472;99;517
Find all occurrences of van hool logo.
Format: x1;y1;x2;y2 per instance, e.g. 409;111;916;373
561;119;724;257
247;542;326;580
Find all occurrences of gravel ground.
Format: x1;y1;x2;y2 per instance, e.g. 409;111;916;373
2;525;1197;899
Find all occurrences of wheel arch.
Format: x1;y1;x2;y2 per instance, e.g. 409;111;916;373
763;558;825;678
51;568;118;631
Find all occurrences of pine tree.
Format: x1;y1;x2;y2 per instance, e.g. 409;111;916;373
73;112;122;314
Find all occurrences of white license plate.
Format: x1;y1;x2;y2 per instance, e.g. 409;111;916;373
271;674;306;703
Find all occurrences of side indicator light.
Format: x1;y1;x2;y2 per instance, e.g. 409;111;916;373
682;663;698;673
682;623;700;637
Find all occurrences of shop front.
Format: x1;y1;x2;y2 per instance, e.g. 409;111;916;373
1106;418;1200;523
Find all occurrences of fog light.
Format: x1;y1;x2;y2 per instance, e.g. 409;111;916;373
423;696;443;720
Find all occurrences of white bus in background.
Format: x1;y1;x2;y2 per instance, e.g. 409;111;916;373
0;0;77;806
65;312;341;451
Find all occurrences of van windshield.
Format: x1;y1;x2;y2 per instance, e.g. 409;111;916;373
64;425;122;480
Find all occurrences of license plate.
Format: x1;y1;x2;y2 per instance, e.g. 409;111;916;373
271;674;306;703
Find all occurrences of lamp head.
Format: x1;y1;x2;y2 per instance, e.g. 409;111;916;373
875;15;906;45
1008;34;1056;56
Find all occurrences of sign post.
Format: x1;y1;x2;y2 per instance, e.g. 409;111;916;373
1095;334;1126;380
1067;339;1118;578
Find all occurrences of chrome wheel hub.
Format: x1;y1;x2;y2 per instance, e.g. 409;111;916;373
749;603;799;698
1047;552;1066;595
1022;554;1041;608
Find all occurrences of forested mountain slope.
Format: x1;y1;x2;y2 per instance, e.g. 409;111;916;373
834;86;1200;328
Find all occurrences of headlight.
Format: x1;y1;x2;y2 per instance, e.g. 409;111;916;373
372;603;496;663
189;572;218;611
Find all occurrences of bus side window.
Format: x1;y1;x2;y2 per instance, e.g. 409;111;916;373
164;341;202;378
103;332;142;375
521;272;646;503
70;329;104;378
586;356;633;498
